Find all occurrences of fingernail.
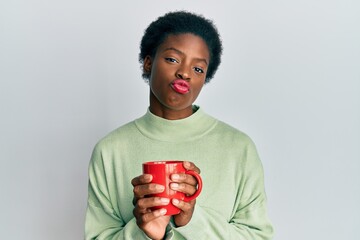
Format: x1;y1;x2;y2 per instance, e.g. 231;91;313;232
172;174;180;180
156;185;165;191
171;183;179;189
144;174;152;181
160;208;167;215
184;161;190;168
161;198;170;204
172;199;180;205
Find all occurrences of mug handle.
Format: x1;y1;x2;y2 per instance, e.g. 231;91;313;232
183;170;203;202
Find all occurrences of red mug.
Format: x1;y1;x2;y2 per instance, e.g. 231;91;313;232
142;161;203;215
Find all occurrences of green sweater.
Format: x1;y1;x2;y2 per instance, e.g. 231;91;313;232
85;106;273;239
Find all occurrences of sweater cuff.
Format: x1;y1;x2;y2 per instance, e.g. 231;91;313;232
142;224;174;240
165;221;188;240
164;224;174;240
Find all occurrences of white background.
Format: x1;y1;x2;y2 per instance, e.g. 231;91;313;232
1;1;359;239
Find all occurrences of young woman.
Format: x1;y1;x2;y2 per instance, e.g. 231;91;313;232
85;11;273;240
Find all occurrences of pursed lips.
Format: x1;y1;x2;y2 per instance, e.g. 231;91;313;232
170;79;190;94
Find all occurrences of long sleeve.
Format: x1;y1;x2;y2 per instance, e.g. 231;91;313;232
84;108;273;239
85;143;166;240
173;204;272;239
172;140;274;239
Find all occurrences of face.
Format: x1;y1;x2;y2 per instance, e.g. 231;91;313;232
144;33;210;119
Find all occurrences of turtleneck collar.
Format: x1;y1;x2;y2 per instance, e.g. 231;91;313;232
134;106;217;142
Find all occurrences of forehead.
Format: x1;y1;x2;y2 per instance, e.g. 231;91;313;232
156;33;210;61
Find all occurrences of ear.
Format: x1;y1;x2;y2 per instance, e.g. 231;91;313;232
143;55;152;75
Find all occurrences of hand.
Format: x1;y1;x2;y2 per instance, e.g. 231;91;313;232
170;161;201;227
131;174;171;240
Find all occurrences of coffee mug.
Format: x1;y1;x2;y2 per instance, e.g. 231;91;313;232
142;160;203;215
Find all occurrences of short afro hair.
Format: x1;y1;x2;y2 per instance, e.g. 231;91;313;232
139;11;223;83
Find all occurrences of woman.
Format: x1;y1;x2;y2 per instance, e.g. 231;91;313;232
85;11;273;240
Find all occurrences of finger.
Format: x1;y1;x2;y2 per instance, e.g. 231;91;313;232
132;181;166;206
131;174;153;186
183;161;201;174
172;199;195;227
172;198;195;214
133;183;165;198
170;182;197;196
134;208;168;225
171;173;197;186
135;197;170;213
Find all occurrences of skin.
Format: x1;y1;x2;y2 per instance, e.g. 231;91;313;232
131;33;210;240
145;33;209;120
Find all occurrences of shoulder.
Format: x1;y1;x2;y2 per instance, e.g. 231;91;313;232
92;120;138;153
212;118;255;146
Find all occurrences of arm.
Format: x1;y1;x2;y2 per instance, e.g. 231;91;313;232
85;143;163;240
172;142;274;239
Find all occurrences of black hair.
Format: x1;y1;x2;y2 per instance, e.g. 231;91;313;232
139;11;223;83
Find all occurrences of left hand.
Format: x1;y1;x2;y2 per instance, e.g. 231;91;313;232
170;161;201;227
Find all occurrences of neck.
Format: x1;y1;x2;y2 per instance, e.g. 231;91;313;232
149;92;193;120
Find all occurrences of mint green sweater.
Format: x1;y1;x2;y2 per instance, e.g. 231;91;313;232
85;107;273;239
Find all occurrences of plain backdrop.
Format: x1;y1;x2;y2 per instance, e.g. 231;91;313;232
1;1;359;239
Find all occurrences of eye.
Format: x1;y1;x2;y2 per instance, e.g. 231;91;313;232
194;67;204;73
165;57;178;63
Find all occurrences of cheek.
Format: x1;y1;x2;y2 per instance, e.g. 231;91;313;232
191;81;205;97
195;78;206;89
149;74;168;98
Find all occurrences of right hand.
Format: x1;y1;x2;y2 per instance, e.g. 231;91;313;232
131;174;171;240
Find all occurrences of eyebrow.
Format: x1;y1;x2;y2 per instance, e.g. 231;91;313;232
163;47;208;65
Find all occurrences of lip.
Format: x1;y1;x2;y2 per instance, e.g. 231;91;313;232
171;79;190;94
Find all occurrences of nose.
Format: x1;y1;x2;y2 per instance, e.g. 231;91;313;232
175;65;191;80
